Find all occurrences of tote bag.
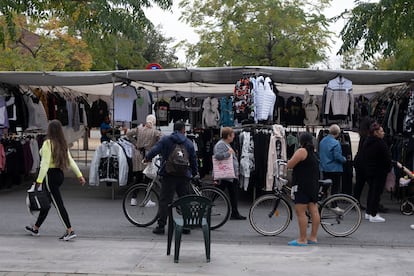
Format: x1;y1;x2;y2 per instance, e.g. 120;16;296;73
26;184;51;211
212;155;235;180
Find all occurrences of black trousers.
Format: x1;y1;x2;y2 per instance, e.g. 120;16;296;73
353;167;366;203
35;168;71;229
322;172;342;195
157;175;190;227
217;179;240;215
366;174;387;217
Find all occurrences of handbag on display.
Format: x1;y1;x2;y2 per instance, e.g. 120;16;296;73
212;155;235;180
26;183;51;211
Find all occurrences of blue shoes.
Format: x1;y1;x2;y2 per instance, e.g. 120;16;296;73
307;240;318;245
288;240;307;246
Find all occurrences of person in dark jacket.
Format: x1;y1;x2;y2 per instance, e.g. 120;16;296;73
145;121;198;234
287;132;320;246
353;117;373;208
363;122;392;223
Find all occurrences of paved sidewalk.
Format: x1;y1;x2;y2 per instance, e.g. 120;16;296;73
0;235;413;276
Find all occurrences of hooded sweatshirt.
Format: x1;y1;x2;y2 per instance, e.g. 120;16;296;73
145;131;198;178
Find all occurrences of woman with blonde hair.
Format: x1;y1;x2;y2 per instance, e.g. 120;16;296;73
25;120;86;241
213;127;246;220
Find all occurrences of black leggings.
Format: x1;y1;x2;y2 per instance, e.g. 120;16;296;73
35;168;71;229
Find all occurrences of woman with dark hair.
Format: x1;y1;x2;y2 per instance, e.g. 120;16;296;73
287;132;320;246
363;122;391;222
25;120;86;240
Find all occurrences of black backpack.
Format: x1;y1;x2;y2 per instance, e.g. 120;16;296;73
165;143;190;176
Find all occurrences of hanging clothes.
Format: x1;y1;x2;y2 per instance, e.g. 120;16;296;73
89;141;129;186
202;97;220;128
88;99;109;128
23;93;48;131
186;97;203;128
131;88;152;127
233;78;253;123
220;96;235;127
324;75;354;120
266;125;287;191
169;95;189;123
113;84;137;122
239;131;255;191
254;76;276;123
154;99;170;126
303;90;319;126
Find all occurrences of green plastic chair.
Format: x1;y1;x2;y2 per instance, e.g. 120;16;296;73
167;195;212;263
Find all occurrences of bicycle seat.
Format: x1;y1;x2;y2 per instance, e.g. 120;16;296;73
319;179;333;186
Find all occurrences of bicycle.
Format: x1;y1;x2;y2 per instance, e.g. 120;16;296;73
122;169;231;230
249;160;362;237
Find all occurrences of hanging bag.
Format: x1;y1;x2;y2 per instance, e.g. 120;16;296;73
26;182;51;211
212;143;235;180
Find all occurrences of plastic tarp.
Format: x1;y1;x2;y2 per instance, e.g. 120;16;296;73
1;66;414;96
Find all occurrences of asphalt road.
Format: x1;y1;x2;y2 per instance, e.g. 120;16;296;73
1;173;413;248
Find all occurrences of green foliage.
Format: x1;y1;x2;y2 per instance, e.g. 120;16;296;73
179;0;331;67
374;39;414;70
339;0;414;60
0;0;179;70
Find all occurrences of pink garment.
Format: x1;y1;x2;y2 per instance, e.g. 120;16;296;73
0;143;5;172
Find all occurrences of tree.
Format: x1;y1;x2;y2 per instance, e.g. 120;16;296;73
0;0;173;44
179;0;332;67
0;17;92;70
338;0;414;60
0;1;180;70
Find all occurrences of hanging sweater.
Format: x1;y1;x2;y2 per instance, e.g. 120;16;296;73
324;76;354;116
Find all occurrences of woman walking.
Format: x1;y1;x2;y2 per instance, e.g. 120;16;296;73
25;120;86;240
287;132;320;246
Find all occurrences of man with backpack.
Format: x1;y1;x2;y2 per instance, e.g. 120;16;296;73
145;121;199;235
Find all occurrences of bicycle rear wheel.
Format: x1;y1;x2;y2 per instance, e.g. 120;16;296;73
249;194;291;236
122;183;159;227
320;194;361;237
199;186;231;230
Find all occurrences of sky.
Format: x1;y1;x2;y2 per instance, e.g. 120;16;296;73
143;0;366;69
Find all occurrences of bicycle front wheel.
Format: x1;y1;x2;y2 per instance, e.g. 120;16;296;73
320;194;362;237
122;184;159;227
199;186;231;230
249;194;291;236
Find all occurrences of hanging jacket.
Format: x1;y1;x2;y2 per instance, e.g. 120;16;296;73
266;125;287;191
220;97;235;127
89;141;129;186
202;97;220;128
255;76;276;122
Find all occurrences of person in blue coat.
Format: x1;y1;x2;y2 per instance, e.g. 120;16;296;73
319;124;346;195
145;121;198;235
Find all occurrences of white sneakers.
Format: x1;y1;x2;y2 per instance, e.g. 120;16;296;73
130;198;156;207
365;213;385;222
369;214;385;223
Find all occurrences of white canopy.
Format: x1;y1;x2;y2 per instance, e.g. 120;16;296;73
1;66;413;96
